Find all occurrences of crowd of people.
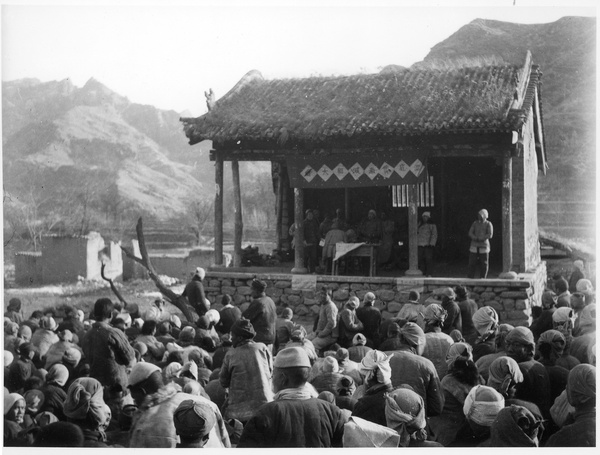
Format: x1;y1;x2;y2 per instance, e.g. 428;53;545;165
3;265;596;447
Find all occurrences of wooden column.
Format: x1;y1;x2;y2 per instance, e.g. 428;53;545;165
232;160;243;267
501;153;513;274
276;164;284;250
405;183;423;276
214;153;224;266
291;187;307;274
344;188;351;222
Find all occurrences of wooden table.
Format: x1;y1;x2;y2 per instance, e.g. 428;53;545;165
332;243;378;277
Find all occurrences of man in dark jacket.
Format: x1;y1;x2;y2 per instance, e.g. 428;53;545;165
242;279;277;352
356;292;381;347
181;267;211;317
238;347;345;447
81;298;136;393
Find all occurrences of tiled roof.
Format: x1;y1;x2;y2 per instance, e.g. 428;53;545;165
182;53;541;147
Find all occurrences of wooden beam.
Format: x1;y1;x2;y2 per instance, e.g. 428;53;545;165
291;188;307;274
405;184;422;276
502;153;513;274
232;160;243;267
276;164;284;250
214;153;224;266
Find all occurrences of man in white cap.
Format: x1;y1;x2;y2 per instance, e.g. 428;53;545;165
128;362;230;448
467;208;493;279
181;267;210;317
417;211;437;277
237;347;345;447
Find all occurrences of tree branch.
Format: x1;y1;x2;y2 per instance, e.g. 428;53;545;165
101;262;128;308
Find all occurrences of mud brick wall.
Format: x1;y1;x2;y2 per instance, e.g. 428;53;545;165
204;261;547;329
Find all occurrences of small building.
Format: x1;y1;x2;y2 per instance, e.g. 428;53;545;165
182;51;547;280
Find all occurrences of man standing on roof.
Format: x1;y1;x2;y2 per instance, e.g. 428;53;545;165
417;211;437;277
467;209;494;279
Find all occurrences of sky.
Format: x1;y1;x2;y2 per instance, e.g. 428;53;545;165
1;0;597;116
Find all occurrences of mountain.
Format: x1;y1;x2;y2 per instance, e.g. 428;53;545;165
2;77;215;228
416;16;596;239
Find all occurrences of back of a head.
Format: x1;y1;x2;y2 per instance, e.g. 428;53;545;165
34;421;84;447
408;290;420;302
93;298;114;321
281;308;293;320
141;319;157;335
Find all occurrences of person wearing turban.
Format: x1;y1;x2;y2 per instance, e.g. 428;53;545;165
576;278;595;306
181;267;210;317
475;323;514;381
347;333;372;363
4;392;28;446
41;363;69;420
467;208;493;279
487;356;524;398
487;405;541;447
352;350;395;426
545;364;596;447
551;307;581;370
356;292;382;347
310;356;345;395
335;375;358;412
536;330;570;402
336;297;365;348
568;260;586;293
308;287;340;353
219;318;274;423
471;306;499;362
173;399;217;448
530;290;558;340
384;386;442;447
429;340;483;446
570;303;596;365
5;298;24;325
462;385;505;445
455;285;480;345
387;322;444;417
285;326;318;364
242;278;278;352
505;327;552;419
421;303;454;380
63;377;110;447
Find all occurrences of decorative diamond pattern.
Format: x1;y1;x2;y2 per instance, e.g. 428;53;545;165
348;163;364;180
364;163;380;180
395;161;409;178
410;159;424;177
301;165;317;182
318;165;333;181
333;163;349;180
379;162;394;179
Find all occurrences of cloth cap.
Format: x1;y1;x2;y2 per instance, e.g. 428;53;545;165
578;303;596;330
446;342;473;368
63;378;107;425
363;292;376;303
463;385;505;426
128;362;161;387
4;393;25;415
173;399;216;439
537;330;566;356
58;329;74;342
179;326;196;343
18;324;32;340
133;318;144;329
542;290;557;308
505;326;535;350
4;350;14;367
553;307;574;324
384;387;426;447
40;316;58;331
449;329;465;343
422;211;431;218
198;368;211;384
576;278;594;295
439;287;456;299
5;322;19;336
335;348;349;362
274;347;311;368
196;316;210;330
567;364;596;407
336;375;356;396
47;363;70;387
360;350;394;383
479;209;489;218
181;361;199;380
290;326;307;341
251;278;267;293
318;391;336;404
322;356;339;373
133;341;148;356
472;306;499;336
573;259;584;271
422;303;447;323
162;362;182;382
400;322;426;355
231;318;256;339
194;267;206;279
62;348;82;367
170;314;182;328
35;411;59;427
346;296;360;310
281;308;293;319
24;389;45;413
352;333;367;346
206;309;220;324
487;356;524;389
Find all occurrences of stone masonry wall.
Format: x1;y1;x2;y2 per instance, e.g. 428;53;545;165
205;261;547;329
